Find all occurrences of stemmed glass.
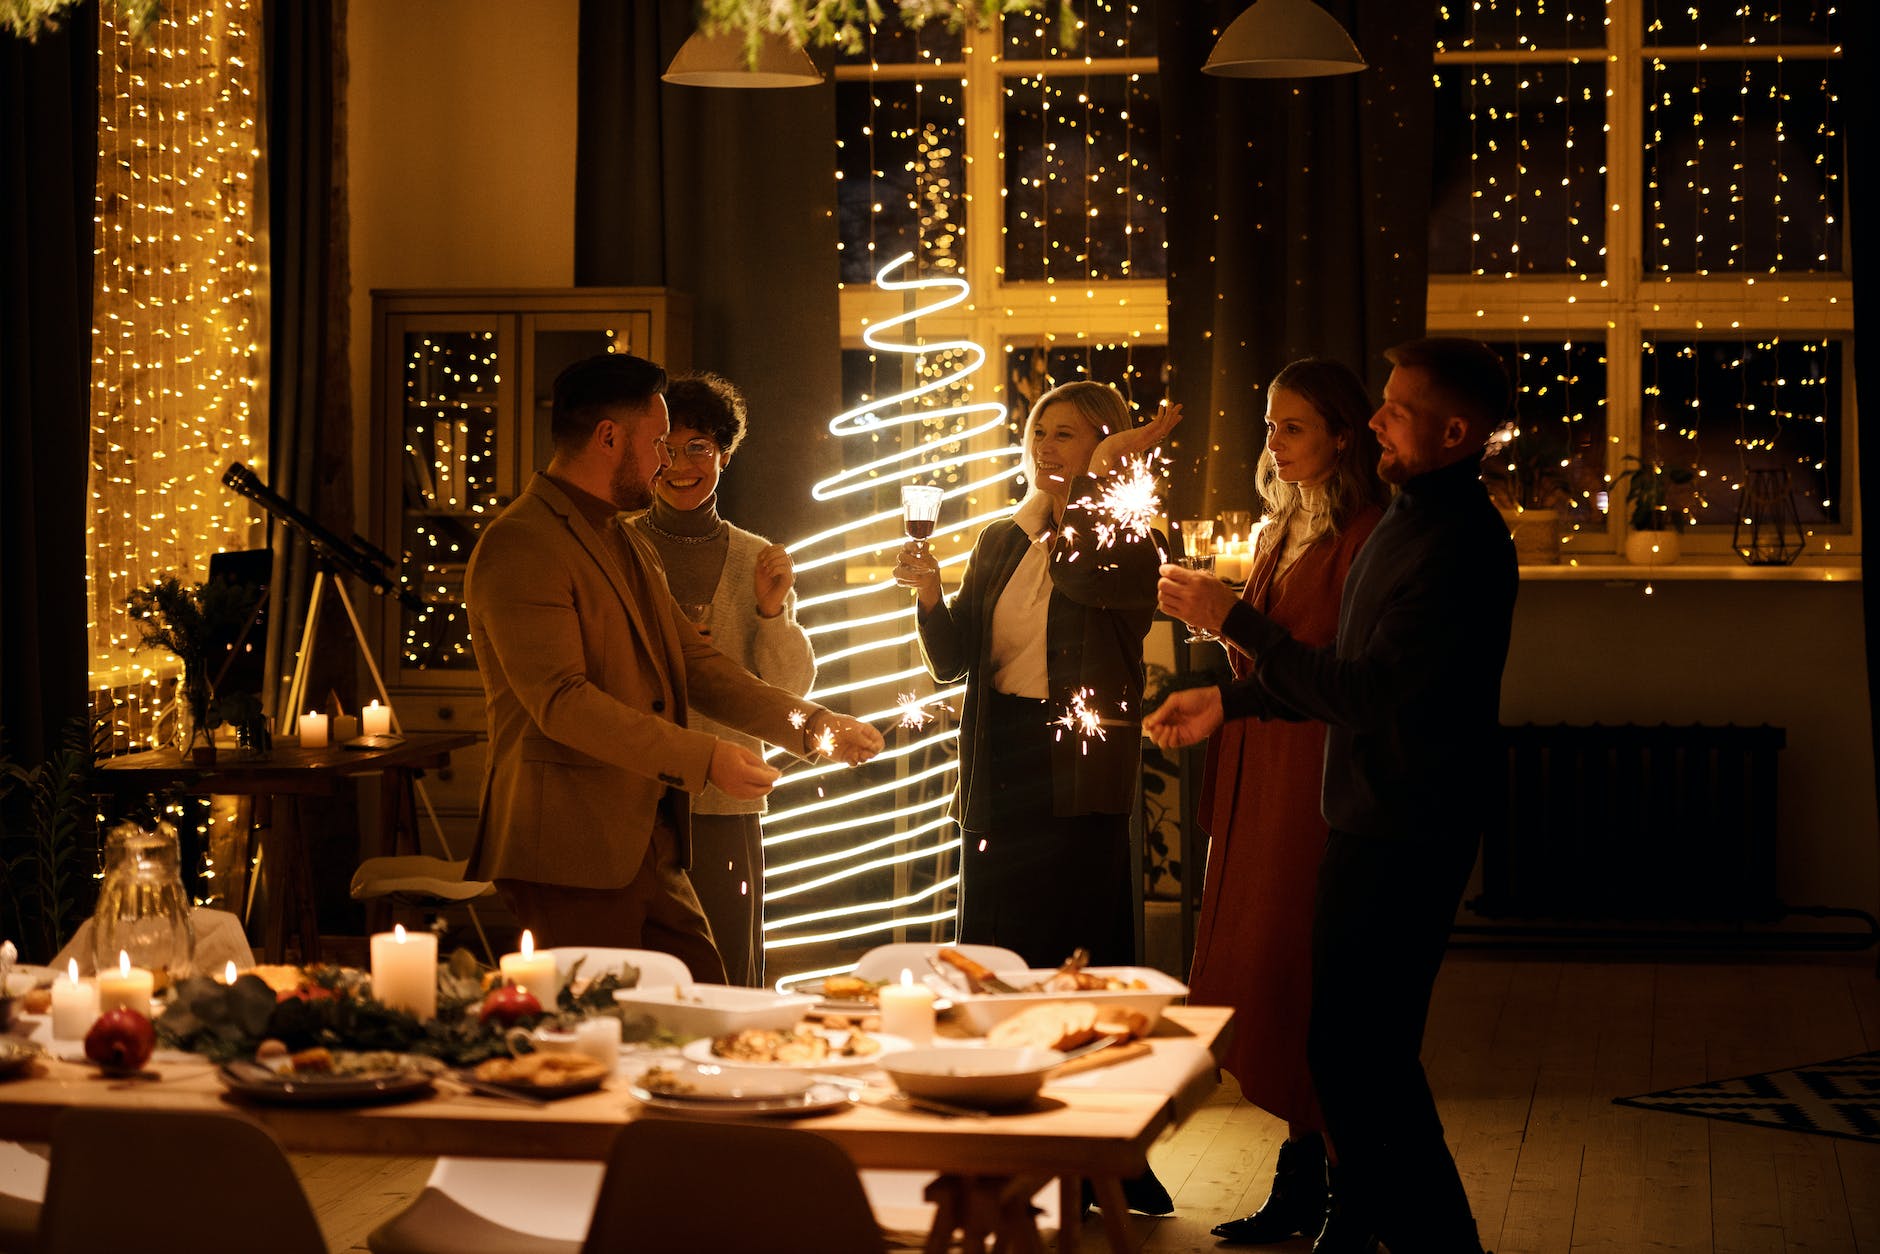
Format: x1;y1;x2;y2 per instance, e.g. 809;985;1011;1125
901;485;944;556
1172;519;1218;644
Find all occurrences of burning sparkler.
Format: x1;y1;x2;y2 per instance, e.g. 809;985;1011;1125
1052;689;1109;745
787;709;809;730
1083;454;1164;549
896;692;937;729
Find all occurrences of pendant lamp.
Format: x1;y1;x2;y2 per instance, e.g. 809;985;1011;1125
1202;0;1366;78
662;29;823;88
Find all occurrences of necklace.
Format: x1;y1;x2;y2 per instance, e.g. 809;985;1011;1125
640;516;727;546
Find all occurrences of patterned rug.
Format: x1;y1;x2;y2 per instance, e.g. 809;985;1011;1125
1614;1051;1880;1144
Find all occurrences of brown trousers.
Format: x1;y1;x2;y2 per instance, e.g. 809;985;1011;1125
494;823;727;983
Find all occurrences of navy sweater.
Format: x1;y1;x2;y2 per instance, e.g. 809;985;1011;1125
1220;455;1518;843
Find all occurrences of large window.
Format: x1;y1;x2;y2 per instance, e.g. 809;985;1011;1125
1430;0;1853;563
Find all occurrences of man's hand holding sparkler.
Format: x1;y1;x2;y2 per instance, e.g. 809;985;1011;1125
804;709;887;766
1087;399;1184;478
1158;561;1243;636
1142;685;1226;751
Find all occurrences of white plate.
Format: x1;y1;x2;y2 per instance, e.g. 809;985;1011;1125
628;1061;814;1102
614;984;817;1038
630;1081;856;1119
681;1030;912;1073
944;966;1189;1035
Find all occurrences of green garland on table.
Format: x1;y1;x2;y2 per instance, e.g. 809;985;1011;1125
155;949;684;1065
2;0;160;41
697;0;1076;58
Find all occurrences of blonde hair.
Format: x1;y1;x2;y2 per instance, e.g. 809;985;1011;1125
1022;381;1130;489
1254;359;1388;553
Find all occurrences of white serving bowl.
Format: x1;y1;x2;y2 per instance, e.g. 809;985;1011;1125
612;983;815;1039
880;1046;1065;1110
941;966;1189;1036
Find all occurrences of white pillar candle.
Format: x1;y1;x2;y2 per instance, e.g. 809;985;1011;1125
370;924;438;1020
362;700;393;736
50;958;100;1040
876;969;936;1046
96;951;154;1017
499;930;559;1011
298;710;328;748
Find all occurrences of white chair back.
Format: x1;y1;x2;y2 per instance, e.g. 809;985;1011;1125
545;946;690;991
852;942;1027;984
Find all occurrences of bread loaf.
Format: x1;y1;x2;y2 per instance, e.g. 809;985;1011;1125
986;1002;1100;1051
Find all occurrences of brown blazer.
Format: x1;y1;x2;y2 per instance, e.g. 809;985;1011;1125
464;474;820;889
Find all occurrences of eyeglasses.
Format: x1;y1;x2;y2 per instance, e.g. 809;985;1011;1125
656;438;720;463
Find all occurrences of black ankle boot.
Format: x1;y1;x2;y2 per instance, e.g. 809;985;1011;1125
1210;1133;1328;1244
1310;1165;1379;1254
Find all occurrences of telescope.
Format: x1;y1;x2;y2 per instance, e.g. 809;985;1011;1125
222;462;425;611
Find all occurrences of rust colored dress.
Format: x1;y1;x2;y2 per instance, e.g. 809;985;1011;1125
1188;504;1382;1129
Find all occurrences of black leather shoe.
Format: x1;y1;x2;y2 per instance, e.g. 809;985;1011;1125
1211;1134;1328;1244
1121;1167;1175;1215
1311;1165;1378;1254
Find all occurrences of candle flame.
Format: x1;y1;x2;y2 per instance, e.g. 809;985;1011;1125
67;957;79;984
521;929;535;958
118;950;131;977
224;960;238;984
394;923;407;943
900;967;915;988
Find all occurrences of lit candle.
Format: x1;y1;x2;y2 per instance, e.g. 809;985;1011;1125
50;958;101;1040
223;960;239;985
96;951;154;1016
362;699;393;737
298;710;328;748
369;924;438;1020
499;930;560;1011
876;968;936;1046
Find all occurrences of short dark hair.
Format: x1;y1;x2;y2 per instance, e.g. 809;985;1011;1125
1384;338;1511;436
664;373;749;456
550;353;667;453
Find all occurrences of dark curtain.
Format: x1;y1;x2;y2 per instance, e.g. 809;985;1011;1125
1155;2;1436;519
262;0;356;722
574;0;842;548
1850;1;1878;934
0;6;97;764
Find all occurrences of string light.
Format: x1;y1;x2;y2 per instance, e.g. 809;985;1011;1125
88;0;264;753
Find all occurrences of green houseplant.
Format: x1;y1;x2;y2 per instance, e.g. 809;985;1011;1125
1613;455;1695;564
125;575;263;761
1481;421;1571;564
0;719;103;962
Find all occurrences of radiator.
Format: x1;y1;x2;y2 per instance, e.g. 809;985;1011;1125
1471;723;1786;924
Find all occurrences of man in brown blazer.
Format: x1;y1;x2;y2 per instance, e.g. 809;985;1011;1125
465;352;882;981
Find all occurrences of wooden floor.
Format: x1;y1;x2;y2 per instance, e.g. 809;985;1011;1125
297;954;1880;1253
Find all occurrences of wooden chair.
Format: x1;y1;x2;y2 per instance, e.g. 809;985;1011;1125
38;1108;325;1254
350;855;497;963
581;1119;885;1253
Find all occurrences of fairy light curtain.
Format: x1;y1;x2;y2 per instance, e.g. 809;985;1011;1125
1431;0;1848;559
88;0;266;750
1154;0;1436;521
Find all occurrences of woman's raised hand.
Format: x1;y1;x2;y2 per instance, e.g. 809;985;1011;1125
892;540;944;610
1087;399;1185;478
753;543;795;618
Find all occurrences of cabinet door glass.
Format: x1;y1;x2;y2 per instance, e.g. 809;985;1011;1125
528;318;652;473
401;329;503;672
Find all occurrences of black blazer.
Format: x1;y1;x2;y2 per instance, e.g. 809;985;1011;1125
918;476;1162;829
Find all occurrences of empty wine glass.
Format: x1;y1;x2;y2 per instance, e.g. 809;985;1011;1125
902;484;944;555
1173;519;1219;644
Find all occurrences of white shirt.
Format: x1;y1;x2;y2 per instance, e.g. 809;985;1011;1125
989;493;1058;699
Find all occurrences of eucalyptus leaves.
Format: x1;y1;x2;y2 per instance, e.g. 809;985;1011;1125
697;0;1075;58
2;0;160;41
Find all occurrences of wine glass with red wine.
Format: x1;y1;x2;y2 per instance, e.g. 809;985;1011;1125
901;484;944;556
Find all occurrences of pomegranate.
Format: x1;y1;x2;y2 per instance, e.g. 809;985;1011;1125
84;1007;156;1073
477;982;542;1027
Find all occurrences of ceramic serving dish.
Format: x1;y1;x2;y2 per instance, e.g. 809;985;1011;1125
612;983;816;1038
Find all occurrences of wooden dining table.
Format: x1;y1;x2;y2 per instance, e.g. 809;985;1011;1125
0;1004;1231;1252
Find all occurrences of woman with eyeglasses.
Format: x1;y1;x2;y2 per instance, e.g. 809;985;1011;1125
625;372;815;986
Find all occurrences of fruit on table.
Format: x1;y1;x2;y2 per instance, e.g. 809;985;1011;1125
85;1007;156;1072
477;982;542;1027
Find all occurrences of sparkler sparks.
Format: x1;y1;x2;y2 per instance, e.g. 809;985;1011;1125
788;709;809;730
1083;454;1164;550
813;727;838;758
1052;688;1109;745
896;693;937;729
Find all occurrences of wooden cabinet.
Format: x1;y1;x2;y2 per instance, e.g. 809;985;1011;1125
367;288;690;846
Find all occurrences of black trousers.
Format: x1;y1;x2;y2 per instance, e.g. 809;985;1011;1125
1307;828;1482;1254
959;689;1134;969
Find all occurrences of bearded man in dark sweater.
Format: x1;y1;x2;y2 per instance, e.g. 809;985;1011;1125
1148;338;1517;1254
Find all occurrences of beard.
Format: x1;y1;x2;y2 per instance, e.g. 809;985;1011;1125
1376;449;1411;485
609;455;654;511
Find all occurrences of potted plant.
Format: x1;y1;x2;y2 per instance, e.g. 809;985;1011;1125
125;575;262;762
1613;455;1695;564
1481;421;1570;563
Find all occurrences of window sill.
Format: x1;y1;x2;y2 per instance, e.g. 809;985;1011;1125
1519;559;1861;582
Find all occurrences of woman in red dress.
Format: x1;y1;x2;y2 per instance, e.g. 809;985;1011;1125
1158;358;1387;1247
